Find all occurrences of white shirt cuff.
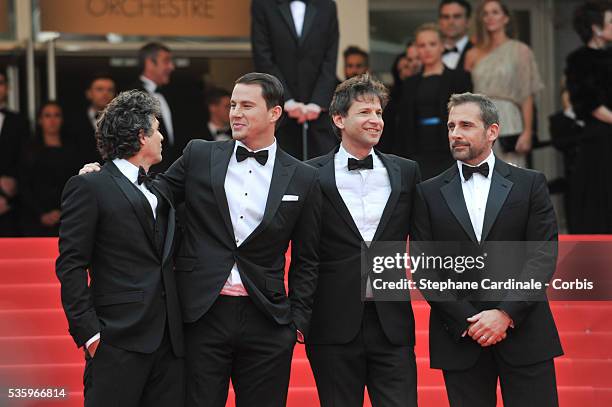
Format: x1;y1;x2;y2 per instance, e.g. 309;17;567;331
85;333;100;349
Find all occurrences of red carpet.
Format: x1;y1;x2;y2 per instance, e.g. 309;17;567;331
1;238;611;406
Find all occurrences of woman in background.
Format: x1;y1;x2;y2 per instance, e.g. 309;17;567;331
465;0;543;168
395;23;472;179
565;1;612;233
20;101;79;236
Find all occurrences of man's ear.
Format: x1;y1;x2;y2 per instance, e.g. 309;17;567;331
332;114;345;130
270;105;283;123
487;123;500;143
138;129;147;146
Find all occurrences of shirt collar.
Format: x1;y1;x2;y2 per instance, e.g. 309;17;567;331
113;158;140;184
140;75;158;93
457;149;495;182
335;143;378;170
233;138;277;166
455;35;469;53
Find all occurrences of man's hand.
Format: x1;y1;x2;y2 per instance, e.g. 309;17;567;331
303;103;322;122
0;176;17;197
0;196;10;215
79;162;102;175
87;338;100;358
284;100;307;123
467;309;512;347
40;210;61;226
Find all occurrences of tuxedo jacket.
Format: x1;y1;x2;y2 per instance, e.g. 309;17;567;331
0;110;29;179
251;0;339;108
412;158;563;370
158;139;322;335
305;147;421;345
394;67;472;158
455;40;473;73
56;161;184;357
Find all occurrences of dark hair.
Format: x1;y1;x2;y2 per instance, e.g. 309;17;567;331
447;92;500;128
439;0;472;18
88;72;115;88
205;87;231;106
138;42;171;73
391;53;408;89
96;90;160;160
343;45;369;65
573;1;612;44
234;72;284;109
329;74;389;137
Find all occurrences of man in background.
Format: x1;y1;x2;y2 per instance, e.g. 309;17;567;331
405;41;423;76
343;46;369;80
202;87;231;141
438;0;473;71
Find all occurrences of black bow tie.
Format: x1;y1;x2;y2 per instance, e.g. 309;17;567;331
236;145;269;166
348;155;373;171
462;162;489;180
137;166;155;188
443;46;459;54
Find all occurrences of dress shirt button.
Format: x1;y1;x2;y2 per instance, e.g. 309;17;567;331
249;170;252;174
236;239;239;243
240;216;244;219
244;193;248;196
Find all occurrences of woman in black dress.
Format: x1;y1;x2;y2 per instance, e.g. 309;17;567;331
20;101;79;236
395;23;472;180
565;2;612;233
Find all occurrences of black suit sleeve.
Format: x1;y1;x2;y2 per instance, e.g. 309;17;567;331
498;172;558;326
251;0;294;101
310;2;339;108
157;139;196;205
288;171;322;337
55;175;101;348
411;184;479;341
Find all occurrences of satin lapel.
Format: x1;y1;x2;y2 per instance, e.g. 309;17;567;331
106;162;157;251
481;160;513;242
278;1;300;41
318;151;362;241
440;168;478;243
300;2;318;46
151;183;175;262
372;152;401;242
242;149;297;246
211;141;236;242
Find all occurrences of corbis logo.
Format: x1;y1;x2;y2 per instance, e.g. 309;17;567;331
86;0;215;18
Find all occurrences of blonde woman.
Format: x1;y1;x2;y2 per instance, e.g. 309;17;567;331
465;0;543;167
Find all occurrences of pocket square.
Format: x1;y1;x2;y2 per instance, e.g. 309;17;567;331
282;194;299;202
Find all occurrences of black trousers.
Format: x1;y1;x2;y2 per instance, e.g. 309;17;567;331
443;348;559;407
185;296;296;407
306;303;418;407
84;328;184;407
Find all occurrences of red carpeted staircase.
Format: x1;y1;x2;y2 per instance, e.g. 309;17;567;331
0;238;611;406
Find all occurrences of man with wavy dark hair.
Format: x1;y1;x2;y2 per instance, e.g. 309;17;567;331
56;90;185;407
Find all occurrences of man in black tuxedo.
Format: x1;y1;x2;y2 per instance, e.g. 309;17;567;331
201;87;231;141
412;92;562;406
251;0;339;159
0;69;29;236
439;0;473;72
70;73;116;166
157;72;321;407
305;75;420;406
56;90;184;407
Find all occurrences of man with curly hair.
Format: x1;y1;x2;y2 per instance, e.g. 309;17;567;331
56;90;185;407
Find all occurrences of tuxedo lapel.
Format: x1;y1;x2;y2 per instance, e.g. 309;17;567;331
440;167;478;243
106;161;157;251
242;148;297;245
481;160;513;242
278;1;300;41
317;150;362;241
211;141;236;242
372;151;401;242
300;2;318;45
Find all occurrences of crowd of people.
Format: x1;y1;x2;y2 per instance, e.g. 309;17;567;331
0;0;610;238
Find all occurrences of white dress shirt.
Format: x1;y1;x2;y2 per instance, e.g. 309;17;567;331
85;158;159;350
290;1;306;37
221;139;277;296
457;150;495;242
442;35;470;70
140;75;174;145
334;144;391;243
